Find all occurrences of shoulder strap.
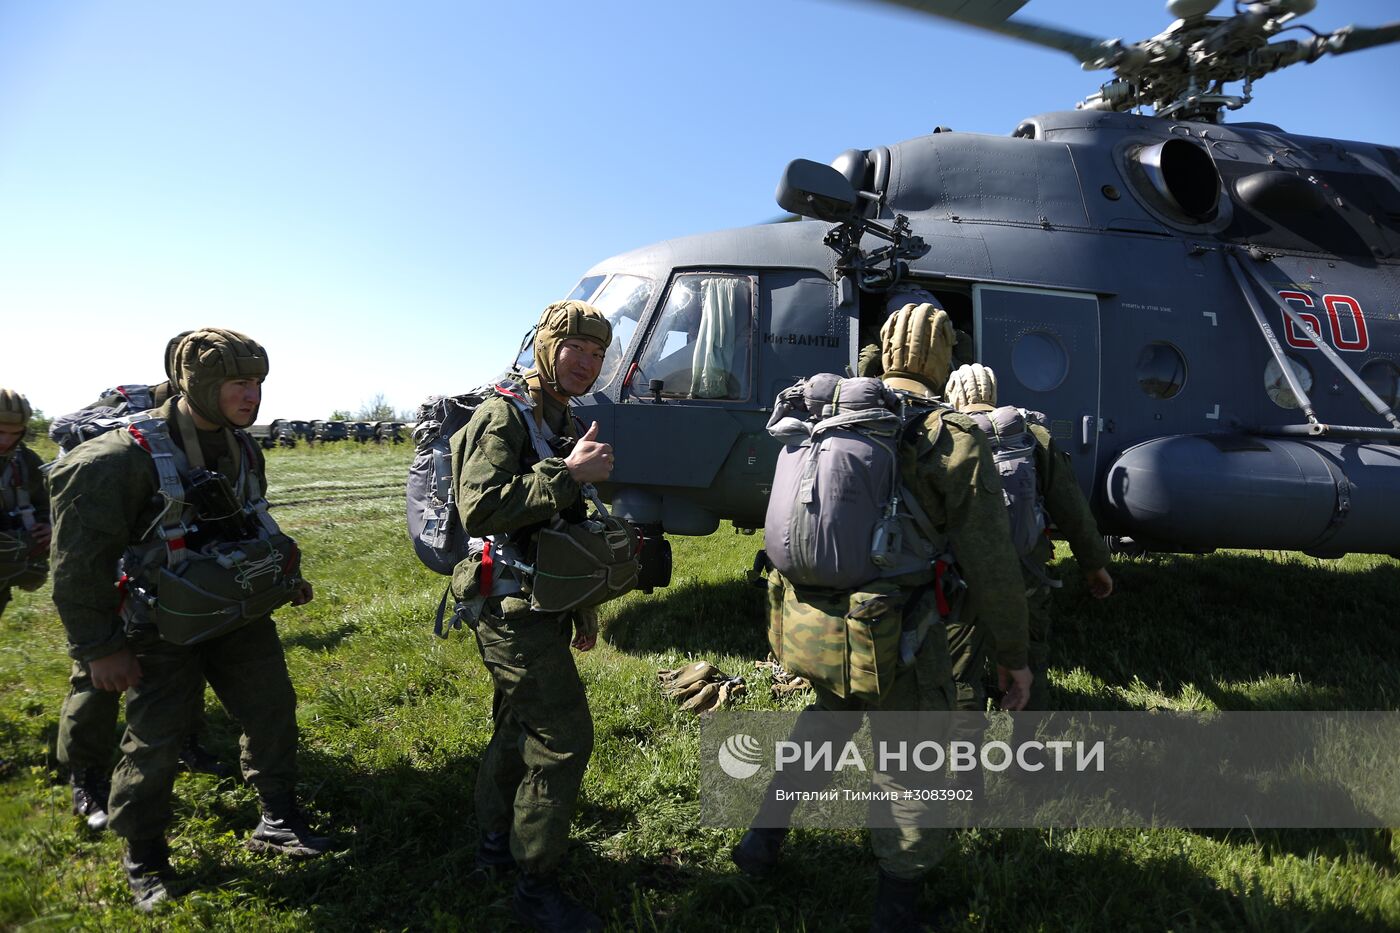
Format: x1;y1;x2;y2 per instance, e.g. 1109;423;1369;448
497;384;613;520
2;456;33;520
126;417;193;566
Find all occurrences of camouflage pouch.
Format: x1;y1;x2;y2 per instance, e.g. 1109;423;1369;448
771;573;905;704
144;534;302;645
530;516;639;613
0;528;48;591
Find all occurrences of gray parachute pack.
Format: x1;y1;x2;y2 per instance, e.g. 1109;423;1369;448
405;386;494;576
763;374;943;591
48;384;159;455
964;405;1059;586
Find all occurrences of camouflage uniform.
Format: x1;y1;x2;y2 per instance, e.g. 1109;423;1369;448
0;442;49;617
766;405;1030;878
742;304;1029;909
451;388;593;877
946;404;1109;714
56;378;186;780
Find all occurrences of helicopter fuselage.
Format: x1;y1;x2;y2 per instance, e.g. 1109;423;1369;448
570;109;1400;560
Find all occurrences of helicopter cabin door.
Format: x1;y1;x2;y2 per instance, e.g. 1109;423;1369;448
973;284;1100;493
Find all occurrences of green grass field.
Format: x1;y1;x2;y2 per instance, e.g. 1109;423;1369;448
1;441;1398;931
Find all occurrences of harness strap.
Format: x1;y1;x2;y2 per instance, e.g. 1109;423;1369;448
128;419;192;567
2;457;35;528
499;384;613;518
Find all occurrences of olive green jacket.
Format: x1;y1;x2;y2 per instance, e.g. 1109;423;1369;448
451;393;582;539
900;409;1029;670
1;444;50;523
48;399;266;662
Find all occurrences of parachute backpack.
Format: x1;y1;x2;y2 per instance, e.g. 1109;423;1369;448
405;385;494;575
49;384;161;455
762;374;960;702
764;373;942;590
963;405;1057;585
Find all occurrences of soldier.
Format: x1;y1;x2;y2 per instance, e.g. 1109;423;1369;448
943;363;1113;719
48;328;332;912
0;389;51;617
735;302;1032;930
857;288;973;378
451;300;616;933
52;337;230;837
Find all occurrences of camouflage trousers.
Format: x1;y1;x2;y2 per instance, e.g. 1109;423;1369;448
948;578;1054;716
55;659;212;773
108;617;299;841
471;608;593;876
756;602;958;882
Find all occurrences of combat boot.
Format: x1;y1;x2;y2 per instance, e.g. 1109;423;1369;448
731;827;788;878
70;769;111;832
247;797;334;857
512;873;602;933
122;837;172;913
179;734;235;779
870;870;946;933
470;830;516;882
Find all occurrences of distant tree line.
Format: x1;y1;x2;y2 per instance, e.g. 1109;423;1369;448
329;392;414;422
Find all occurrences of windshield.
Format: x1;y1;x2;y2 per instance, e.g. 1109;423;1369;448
513;273;654;385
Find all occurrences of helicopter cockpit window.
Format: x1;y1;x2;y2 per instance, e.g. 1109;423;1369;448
1264;355;1314;410
1135;342;1187;399
515;274;655;384
589;274;655;390
1010;330;1069;393
1361;359;1400;411
637;273;754;400
566;274;606;303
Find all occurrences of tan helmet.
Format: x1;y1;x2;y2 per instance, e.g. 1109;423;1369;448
163;330;195;383
945;363;998;410
0;388;32;426
883;287;937;316
170;328;270;428
533;300;612;396
879;301;956;396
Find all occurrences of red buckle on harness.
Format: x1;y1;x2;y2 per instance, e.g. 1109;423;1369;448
934;559;951;617
481;541;495;597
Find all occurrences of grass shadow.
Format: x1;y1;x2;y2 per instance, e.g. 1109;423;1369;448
604;579;768;660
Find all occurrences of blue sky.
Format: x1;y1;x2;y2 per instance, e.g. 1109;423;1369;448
3;0;1397;419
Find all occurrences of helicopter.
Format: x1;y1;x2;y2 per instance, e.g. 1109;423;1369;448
504;0;1400;588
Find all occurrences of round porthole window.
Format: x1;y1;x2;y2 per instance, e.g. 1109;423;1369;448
1135;342;1186;399
1011;331;1069;392
1264;355;1314;409
1360;359;1400;410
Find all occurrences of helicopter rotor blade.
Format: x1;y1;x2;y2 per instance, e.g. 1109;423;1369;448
1325;22;1400;55
865;0;1120;67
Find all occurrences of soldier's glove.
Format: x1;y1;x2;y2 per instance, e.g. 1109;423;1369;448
657;661;747;713
880;302;956;395
856;342;884;378
755;654;811;698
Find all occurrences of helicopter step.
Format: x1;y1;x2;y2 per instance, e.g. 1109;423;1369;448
1103;434;1400;558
